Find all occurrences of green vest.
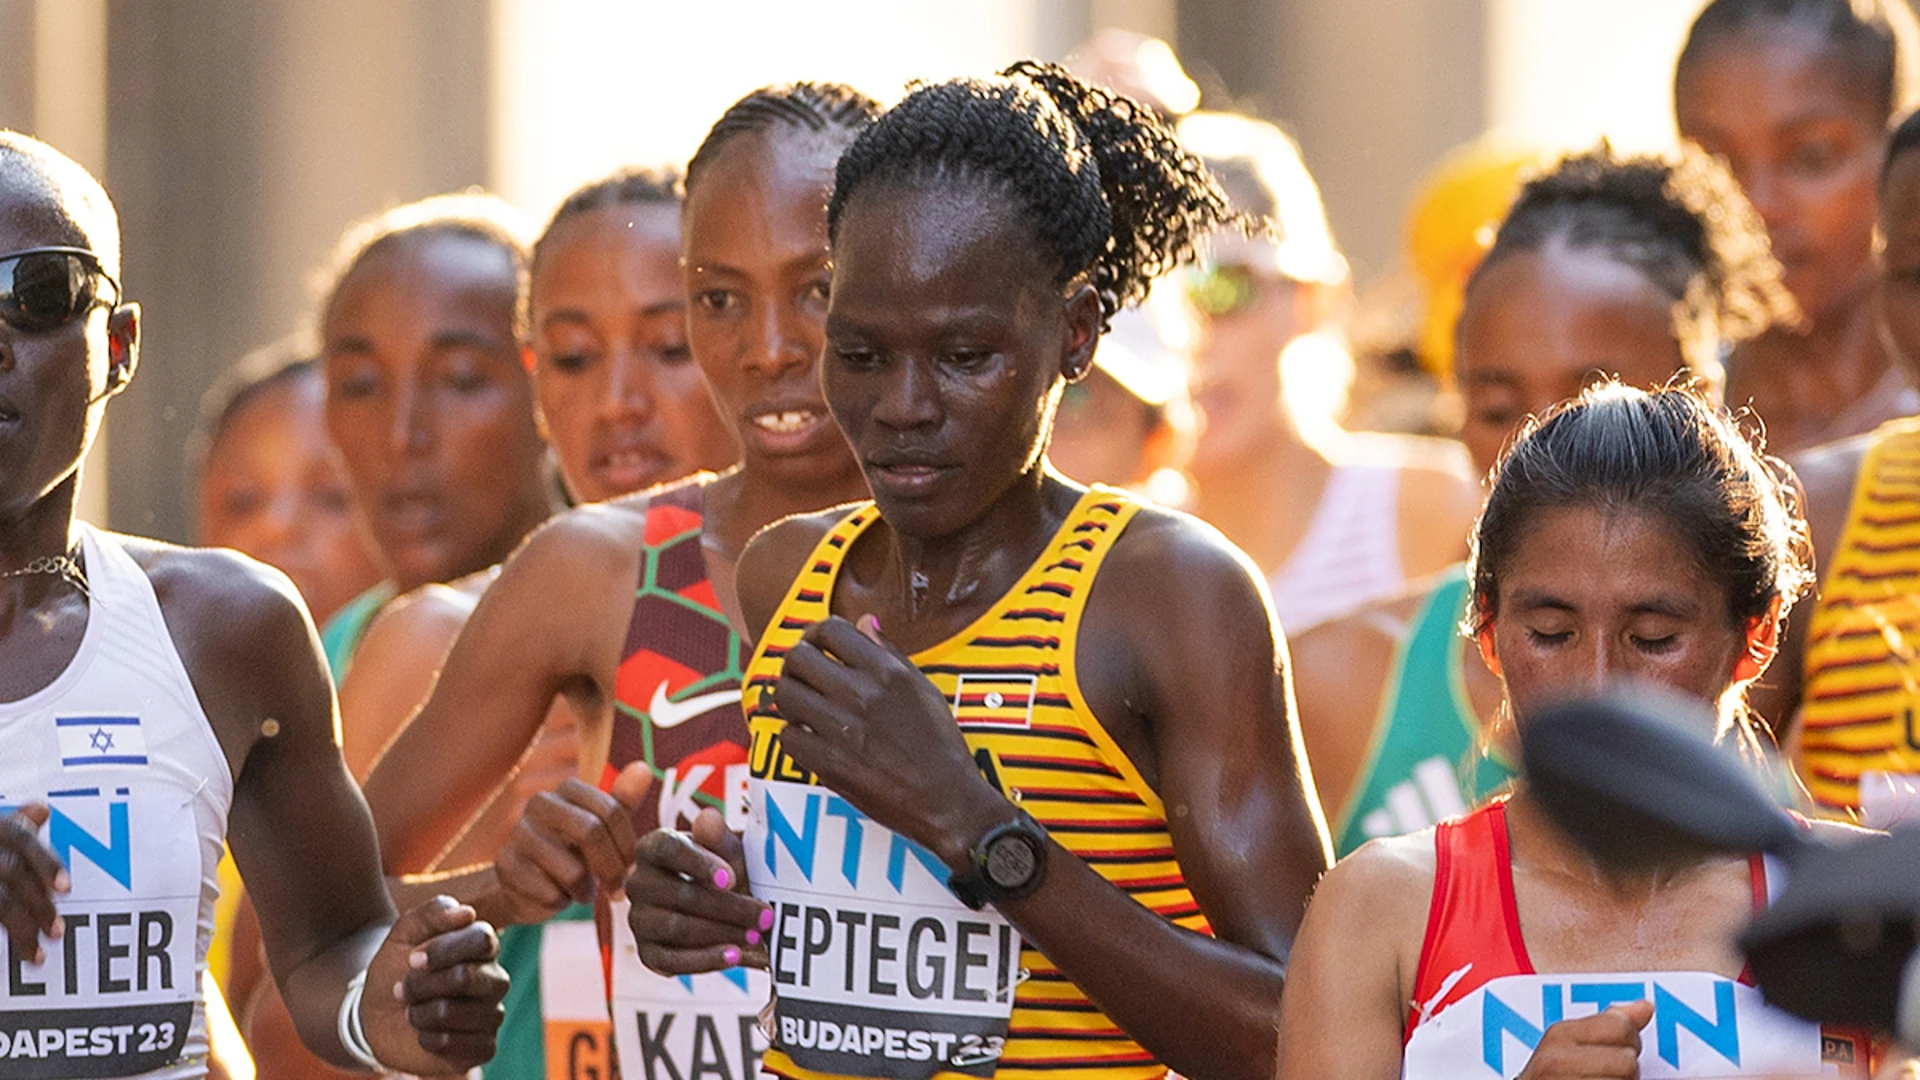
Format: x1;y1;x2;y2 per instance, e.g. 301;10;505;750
1332;565;1513;857
319;581;395;686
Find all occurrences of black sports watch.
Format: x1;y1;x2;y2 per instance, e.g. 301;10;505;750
947;813;1050;910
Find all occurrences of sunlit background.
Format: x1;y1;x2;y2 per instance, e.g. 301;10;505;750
0;0;1703;541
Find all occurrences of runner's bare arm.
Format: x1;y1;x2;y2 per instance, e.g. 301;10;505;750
1276;838;1429;1080
336;583;476;781
139;545;507;1073
362;505;642;873
767;510;1332;1080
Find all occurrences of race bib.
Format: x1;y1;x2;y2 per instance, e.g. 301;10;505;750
0;786;202;1078
1403;971;1831;1079
746;778;1017;1080
538;919;613;1080
607;897;769;1080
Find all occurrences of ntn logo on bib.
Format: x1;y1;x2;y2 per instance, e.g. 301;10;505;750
0;788;203;1077
1403;971;1843;1079
747;778;1017;1080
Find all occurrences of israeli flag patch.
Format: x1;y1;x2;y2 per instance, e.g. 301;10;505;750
56;716;149;770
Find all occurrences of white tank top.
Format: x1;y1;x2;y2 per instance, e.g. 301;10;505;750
0;525;232;1079
1267;456;1404;633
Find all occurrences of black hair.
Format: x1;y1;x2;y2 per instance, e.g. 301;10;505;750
1677;0;1919;122
1466;145;1797;374
188;335;319;485
1469;383;1812;643
1885;105;1920;183
827;60;1238;327
315;191;532;337
684;83;881;196
525;165;681;330
531;164;680;274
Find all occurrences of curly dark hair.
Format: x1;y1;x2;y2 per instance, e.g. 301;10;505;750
684;82;880;196
1466;144;1798;373
826;60;1237;327
1678;0;1919;122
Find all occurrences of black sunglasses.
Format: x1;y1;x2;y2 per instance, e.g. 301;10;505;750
0;246;120;334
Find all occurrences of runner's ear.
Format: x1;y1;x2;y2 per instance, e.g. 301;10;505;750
1476;622;1502;679
1732;596;1783;684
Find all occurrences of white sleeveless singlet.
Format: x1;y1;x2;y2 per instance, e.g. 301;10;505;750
1266;457;1404;634
0;526;232;1079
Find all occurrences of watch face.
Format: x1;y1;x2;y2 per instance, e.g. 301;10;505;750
984;834;1038;889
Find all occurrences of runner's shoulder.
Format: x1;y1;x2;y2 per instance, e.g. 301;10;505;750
1313;828;1438;929
120;535;310;646
117;537;328;748
1103;501;1272;623
494;492;658;588
737;501;871;640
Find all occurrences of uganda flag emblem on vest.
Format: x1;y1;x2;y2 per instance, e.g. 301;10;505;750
952;674;1038;729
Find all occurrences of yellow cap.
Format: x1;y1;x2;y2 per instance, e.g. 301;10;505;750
1407;139;1543;378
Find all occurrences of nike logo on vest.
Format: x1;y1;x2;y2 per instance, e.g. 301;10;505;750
649;682;745;729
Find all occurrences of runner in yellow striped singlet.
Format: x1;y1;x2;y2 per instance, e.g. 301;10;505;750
621;62;1330;1080
745;489;1210;1080
1750;109;1920;823
1795;419;1920;818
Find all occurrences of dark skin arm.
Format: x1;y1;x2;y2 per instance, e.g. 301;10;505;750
136;544;503;1073
361;503;644;881
625;501;1332;1080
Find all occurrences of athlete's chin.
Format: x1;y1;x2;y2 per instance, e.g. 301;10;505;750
867;497;976;543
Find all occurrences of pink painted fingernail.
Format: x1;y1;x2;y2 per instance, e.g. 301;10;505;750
410;950;429;970
52;871;69;894
713;866;731;890
745;929;761;946
393;980;407;1002
723;946;741;966
758;907;774;931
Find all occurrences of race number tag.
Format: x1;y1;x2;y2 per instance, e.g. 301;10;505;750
1403;970;1831;1079
0;787;201;1078
746;778;1017;1080
607;897;769;1080
538;920;613;1080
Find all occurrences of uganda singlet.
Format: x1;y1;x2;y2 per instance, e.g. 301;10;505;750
0;526;231;1079
1799;418;1920;823
1332;566;1511;857
744;486;1205;1080
1400;799;1869;1079
593;476;772;1080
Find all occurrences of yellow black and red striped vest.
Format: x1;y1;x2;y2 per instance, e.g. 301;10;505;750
1800;417;1920;819
745;486;1203;1080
